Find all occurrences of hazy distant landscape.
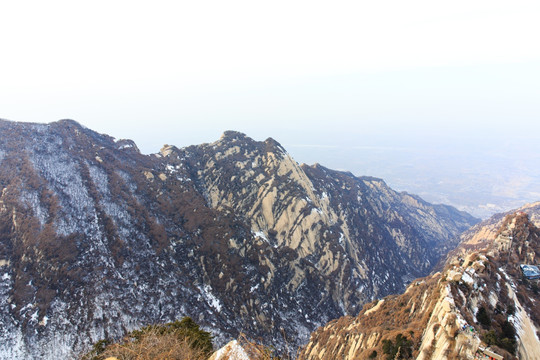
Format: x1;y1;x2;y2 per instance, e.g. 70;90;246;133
286;133;540;219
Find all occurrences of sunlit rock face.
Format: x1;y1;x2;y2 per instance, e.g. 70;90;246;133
0;119;477;359
299;208;540;360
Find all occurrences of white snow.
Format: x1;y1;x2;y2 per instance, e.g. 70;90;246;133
19;190;48;226
19;303;34;313
461;272;474;285
444;285;456;306
88;165;110;196
505;281;540;358
31;147;97;235
30;310;38;323
201;285;222;312
499;267;516;291
213;340;251;360
488;292;498;308
176;176;190;182
461;269;474;285
253;231;268;242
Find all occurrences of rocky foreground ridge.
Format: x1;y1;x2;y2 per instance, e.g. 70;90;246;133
0;119;477;359
299;204;540;360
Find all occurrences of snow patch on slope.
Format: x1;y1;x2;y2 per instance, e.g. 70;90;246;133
505;282;540;359
31;149;96;235
19;189;48;226
200;285;222;312
211;340;251;360
0;270;27;360
461;271;474;285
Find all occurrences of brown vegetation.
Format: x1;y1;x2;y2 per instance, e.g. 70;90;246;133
94;333;207;360
81;318;213;360
299;274;442;359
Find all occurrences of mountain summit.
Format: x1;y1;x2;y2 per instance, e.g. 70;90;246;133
0;119;477;359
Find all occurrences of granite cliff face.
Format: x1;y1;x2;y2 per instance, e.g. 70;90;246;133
299;206;540;360
0;120;477;359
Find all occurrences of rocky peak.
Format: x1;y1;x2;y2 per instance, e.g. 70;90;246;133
220;130;250;142
115;139;140;153
490;211;538;263
216;131;285;157
53;118;84;128
263;137;286;154
209;338;268;360
160;144;178;157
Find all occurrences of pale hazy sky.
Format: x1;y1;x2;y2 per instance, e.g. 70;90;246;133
2;1;540;216
2;0;539;148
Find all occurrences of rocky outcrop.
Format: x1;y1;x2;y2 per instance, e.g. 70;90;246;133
299;208;540;360
209;339;266;360
0;119;477;359
456;201;540;250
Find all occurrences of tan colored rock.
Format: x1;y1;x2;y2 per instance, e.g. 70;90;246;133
160;144;174;157
209;339;267;360
143;171;154;180
447;270;462;282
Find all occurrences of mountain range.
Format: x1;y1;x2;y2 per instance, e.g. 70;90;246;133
0;119;477;359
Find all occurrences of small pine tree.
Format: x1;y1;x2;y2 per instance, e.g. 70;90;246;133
476;306;491;327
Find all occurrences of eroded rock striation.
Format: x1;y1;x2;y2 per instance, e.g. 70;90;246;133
0;120;477;359
299;205;540;360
